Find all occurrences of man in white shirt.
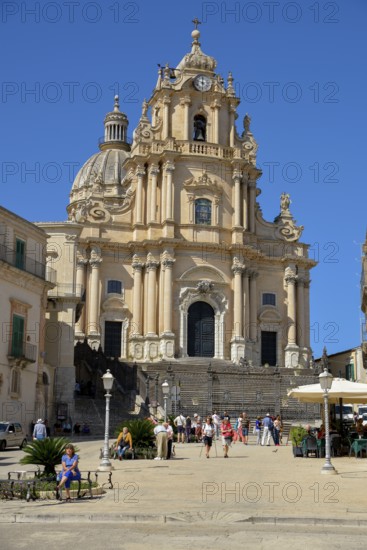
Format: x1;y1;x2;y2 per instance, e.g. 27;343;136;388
174;413;186;443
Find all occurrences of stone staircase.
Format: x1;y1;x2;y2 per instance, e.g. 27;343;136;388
141;359;320;422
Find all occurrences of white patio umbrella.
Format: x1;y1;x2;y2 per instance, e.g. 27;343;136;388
287;378;367;404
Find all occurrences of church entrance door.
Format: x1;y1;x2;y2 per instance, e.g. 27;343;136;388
187;302;214;357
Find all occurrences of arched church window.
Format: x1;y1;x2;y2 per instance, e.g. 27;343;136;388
193;115;207;142
195;199;212;225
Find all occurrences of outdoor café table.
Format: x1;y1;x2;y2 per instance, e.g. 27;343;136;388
350;438;367;458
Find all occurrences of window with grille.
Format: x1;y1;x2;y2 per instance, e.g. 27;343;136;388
195;199;212;225
262;293;276;306
107;280;122;294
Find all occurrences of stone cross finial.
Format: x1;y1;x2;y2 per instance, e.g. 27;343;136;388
192;17;201;29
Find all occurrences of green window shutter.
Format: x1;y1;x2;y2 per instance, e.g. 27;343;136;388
11;315;24;357
15;239;25;270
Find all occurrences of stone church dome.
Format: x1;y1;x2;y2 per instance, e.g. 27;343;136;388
71;148;129;192
67;96;132;223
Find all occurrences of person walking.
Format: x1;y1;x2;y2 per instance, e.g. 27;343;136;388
221;416;233;458
242;412;250;445
33;419;47;440
261;413;274;446
202;416;215;458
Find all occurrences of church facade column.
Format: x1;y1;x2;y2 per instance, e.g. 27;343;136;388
135;165;145;224
233;168;242;227
160;256;175;360
145;259;159;336
148;164;159;223
88;246;102;337
248;179;256;233
131;257;144;335
180;96;191;141
229;104;236;147
242;173;248;230
243;268;250;340
211;99;220;143
164;161;175;221
162;94;171;140
231;261;245;362
75;248;88;336
284;265;300;368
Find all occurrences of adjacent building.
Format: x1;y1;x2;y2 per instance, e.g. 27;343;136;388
0;206;55;432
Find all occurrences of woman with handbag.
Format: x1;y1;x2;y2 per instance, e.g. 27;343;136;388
221;416;233;458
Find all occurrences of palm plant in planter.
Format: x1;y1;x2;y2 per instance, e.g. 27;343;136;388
289;426;308;457
20;437;75;478
115;419;155;459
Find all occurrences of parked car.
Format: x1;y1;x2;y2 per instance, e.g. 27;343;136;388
361;413;367;427
0;421;28;451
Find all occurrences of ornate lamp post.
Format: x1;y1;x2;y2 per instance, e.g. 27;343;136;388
162;379;169;421
319;365;337;475
98;369;114;471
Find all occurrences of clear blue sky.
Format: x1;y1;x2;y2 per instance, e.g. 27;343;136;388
1;0;366;358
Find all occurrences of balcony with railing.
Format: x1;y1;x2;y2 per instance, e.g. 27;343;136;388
0;242;55;282
48;283;84;299
8;340;38;364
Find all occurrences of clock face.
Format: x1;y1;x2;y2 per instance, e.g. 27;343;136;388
193;75;212;92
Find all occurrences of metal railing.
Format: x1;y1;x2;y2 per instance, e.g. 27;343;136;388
48;283;84;299
8;341;37;363
0;243;55;282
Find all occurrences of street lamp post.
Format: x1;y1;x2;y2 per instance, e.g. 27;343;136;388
98;369;115;472
162;380;169;421
319;365;337;475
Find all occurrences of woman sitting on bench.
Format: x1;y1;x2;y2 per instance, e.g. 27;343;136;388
57;443;81;501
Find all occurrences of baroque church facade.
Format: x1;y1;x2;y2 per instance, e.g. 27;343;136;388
39;26;317;415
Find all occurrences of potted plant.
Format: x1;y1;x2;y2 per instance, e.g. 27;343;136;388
20;437;75;478
289;426;308;457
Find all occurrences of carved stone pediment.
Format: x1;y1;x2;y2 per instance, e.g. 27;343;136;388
101;296;126;312
184;172;222;195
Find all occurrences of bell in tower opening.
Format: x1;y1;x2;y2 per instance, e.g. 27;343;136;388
193;115;206;141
